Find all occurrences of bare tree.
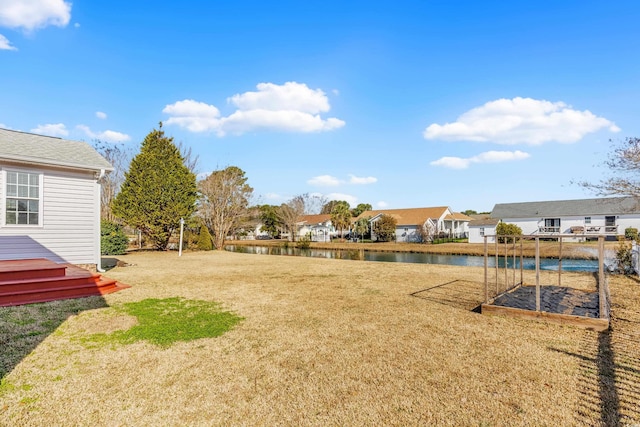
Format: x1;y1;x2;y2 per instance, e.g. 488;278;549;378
94;140;131;222
576;137;640;198
198;166;253;249
176;140;200;174
415;220;437;244
277;193;327;241
278;196;305;241
301;193;327;215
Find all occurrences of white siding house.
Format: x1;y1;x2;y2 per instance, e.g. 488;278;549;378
0;128;113;269
297;214;335;242
357;207;472;243
468;216;500;244
490;197;640;241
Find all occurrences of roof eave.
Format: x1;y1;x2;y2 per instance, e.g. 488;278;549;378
0;154;114;173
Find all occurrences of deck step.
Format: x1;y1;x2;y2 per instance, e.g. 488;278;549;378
0;259;130;307
0;258;67;281
0;280;129;307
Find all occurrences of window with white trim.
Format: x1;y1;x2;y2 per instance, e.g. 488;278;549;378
5;171;41;225
480;227;485;237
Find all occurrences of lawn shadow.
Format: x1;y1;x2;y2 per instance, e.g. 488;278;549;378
0;295;109;382
410;280;485;312
548;279;640;425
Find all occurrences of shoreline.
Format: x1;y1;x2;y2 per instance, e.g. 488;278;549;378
225;238;621;260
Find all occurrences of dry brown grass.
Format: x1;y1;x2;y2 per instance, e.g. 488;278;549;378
1;250;639;426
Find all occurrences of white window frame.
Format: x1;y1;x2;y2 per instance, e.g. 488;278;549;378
585;216;591;224
2;169;44;227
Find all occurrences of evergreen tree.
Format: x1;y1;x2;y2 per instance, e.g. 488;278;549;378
112;124;197;250
258;204;281;238
197;226;214;251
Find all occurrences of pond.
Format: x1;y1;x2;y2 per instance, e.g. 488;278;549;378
224;245;603;272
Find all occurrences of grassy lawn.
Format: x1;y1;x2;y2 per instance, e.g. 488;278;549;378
1;250;639;426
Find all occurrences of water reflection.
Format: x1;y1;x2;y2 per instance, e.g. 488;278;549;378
224;245;600;272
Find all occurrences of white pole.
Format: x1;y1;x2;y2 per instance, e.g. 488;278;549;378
179;218;185;257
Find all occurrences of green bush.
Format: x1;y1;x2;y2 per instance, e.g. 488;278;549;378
296;235;311;249
495;222;522;243
197;226;213;251
625;227;638;241
101;220;129;255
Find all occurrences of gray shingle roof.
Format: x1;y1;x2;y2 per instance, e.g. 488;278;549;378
0;128;113;172
490;197;640;219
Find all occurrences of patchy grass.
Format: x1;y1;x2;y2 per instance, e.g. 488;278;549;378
0;296;108;379
0;250;638;426
81;297;243;348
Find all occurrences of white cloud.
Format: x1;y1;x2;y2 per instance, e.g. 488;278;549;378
430;150;531;169
307;175;341;187
219;109;343;135
0;34;16;50
325;193;358;205
31;123;68;137
0;0;71;31
95;111;107;120
77;125;131;143
376;201;388;208
229;81;330;114
163;99;220;133
349;174;377;185
424;97;620;145
163;82;345;136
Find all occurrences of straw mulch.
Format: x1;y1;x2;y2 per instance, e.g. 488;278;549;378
1;250;638;426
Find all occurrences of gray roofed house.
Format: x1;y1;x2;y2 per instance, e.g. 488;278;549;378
490;197;640;219
0;128;113;269
489;196;640;240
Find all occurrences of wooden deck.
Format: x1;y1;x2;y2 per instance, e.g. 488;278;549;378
0;258;130;307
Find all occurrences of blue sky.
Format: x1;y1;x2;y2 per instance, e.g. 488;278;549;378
1;1;638;213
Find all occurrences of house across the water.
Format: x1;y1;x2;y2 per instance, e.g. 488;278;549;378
488;196;640;241
356;207;472;243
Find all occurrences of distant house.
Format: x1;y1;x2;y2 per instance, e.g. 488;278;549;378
297;214;335;242
490;197;640;240
468;214;500;244
0;128;113;270
356;207;472;243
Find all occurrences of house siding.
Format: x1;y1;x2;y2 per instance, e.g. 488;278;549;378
468;225;497;244
396;225;420;243
0;165;99;265
497;214;640;239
